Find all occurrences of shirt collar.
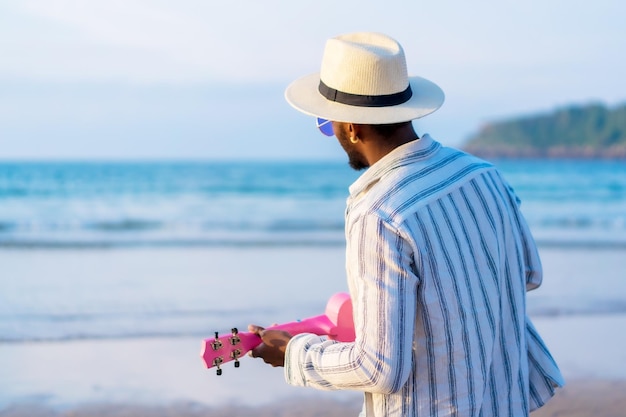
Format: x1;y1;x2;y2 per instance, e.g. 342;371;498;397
348;134;439;198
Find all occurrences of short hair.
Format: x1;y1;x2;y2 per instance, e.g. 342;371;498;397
370;121;412;137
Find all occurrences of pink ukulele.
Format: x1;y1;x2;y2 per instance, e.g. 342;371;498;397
201;292;355;375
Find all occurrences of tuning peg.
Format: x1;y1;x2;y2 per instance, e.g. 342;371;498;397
213;356;224;375
230;328;241;345
211;331;223;351
230;348;242;368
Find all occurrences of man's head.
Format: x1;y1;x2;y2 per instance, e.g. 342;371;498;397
284;32;444;169
285;32;444;127
331;120;417;170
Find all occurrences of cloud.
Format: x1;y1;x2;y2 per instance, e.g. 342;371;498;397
1;0;330;83
0;0;624;159
3;0;625;88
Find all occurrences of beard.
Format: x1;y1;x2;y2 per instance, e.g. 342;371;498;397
347;151;369;171
335;129;369;171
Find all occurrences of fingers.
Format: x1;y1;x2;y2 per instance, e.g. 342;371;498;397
248;324;264;359
247;325;290;367
249;343;266;360
247;324;265;335
248;338;286;367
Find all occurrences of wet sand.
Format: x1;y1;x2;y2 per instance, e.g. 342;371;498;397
2;380;626;417
2;246;625;416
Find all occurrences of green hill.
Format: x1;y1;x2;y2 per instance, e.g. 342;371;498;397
462;102;626;159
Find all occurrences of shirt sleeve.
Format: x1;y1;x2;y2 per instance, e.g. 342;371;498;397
284;213;419;393
502;174;543;291
519;210;543;291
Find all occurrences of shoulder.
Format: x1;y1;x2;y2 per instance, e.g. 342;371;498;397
365;147;494;219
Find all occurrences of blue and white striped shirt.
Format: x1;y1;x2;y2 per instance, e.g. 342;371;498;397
285;135;564;417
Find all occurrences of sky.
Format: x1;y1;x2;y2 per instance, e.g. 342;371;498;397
0;0;624;160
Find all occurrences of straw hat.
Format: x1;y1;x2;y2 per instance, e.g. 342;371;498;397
285;32;445;124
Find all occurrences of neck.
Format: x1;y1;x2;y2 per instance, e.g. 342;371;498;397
363;124;419;166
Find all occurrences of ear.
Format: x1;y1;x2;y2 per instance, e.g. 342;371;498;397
350;124;365;142
346;123;357;144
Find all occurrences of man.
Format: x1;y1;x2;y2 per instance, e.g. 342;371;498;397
249;32;563;416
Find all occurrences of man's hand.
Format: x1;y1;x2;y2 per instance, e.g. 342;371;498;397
248;324;292;367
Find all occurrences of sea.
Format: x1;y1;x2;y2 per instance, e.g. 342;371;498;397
1;159;626;345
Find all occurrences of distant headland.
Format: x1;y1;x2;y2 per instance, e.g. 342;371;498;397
462;102;626;159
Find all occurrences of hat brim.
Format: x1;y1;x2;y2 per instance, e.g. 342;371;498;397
285;73;445;124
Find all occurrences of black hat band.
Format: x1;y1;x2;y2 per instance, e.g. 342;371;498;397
319;80;413;108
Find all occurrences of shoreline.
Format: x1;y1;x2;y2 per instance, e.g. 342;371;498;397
2;379;626;417
3;245;625;416
462;147;626;160
2;312;625;416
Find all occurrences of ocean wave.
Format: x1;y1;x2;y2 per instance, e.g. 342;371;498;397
3;304;626;344
1;229;625;250
1;211;622;238
534;239;626;249
0;186;32;198
2;238;626;250
0;304;312;344
0;219;349;248
1;160;624;255
0;221;16;232
0;236;347;249
87;219;164;232
528;299;626;318
0;330;211;344
536;216;626;229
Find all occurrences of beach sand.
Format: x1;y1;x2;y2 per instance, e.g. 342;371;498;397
2;380;626;416
2;245;625;416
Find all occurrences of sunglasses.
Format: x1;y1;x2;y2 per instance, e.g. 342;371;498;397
316;118;334;136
